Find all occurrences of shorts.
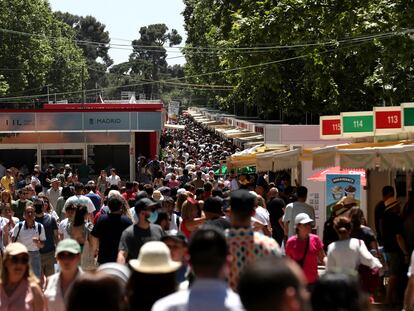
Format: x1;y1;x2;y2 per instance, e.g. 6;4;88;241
41;251;56;277
386;252;404;276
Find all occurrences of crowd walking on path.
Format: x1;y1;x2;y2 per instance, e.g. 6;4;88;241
0;112;412;310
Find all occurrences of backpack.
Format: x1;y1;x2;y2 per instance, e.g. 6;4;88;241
13;221;42;243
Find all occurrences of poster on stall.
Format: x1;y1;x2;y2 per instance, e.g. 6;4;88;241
325;174;361;219
167;101;180;123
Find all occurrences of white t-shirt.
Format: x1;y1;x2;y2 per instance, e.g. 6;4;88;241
12;221;46;251
58;218;70;240
327;238;382;272
106;175;121;186
62;195;95;214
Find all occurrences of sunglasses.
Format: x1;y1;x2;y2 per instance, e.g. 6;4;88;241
10;255;29;265
57;252;77;260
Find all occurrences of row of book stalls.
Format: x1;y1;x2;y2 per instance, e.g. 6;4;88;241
188;104;414;237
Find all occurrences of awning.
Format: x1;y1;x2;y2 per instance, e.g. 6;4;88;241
308;166;366;186
227;144;294;171
163;123;185;130
312;140;414;171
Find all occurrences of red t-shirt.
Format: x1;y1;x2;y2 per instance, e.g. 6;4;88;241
286;234;324;284
122;191;136;201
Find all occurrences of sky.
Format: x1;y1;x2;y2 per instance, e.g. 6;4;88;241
48;0;186;66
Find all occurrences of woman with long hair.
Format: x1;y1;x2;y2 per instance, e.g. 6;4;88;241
96;170;109;195
0;243;44;310
0;190;13;205
179;198;205;239
66;204;97;271
327;216;382;273
127;241;180;311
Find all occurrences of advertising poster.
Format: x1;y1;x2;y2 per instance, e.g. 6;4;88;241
326;174;361;219
167;101;180;123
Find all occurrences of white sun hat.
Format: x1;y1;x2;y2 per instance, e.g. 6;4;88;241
129;241;181;274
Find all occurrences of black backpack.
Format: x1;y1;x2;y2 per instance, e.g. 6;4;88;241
13;221;42;243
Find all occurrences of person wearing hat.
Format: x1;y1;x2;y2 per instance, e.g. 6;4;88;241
153;227;244;311
117;198;164;264
46;177;62;212
282;186;315;240
127;241;181;311
161;230;189;283
285;213;325;286
152;190;165;202
0;243;45;311
44;239;82;311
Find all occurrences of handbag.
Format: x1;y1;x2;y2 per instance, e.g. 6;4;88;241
296;236;310;267
357;240;380;294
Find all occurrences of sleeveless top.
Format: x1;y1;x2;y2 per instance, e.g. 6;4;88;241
0;279;35;311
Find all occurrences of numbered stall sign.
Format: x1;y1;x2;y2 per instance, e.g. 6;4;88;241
320;116;342;139
341;111;374;138
374;106;402;135
402;103;414;132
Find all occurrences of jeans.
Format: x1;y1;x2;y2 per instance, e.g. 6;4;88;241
29;251;41;279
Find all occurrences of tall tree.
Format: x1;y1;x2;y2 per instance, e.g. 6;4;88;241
54;12;113;99
183;0;414;123
0;0;87;104
129;24;182;99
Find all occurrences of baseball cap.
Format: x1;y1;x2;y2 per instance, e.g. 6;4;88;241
134;198;157;213
161;230;188;245
5;242;29;256
294;213;314;225
55;239;81;256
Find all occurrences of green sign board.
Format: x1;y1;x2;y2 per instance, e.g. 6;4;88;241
403;107;414;126
342;115;374;133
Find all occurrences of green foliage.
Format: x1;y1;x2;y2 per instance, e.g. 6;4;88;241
183;0;414;123
104;24;186;102
54;12;112;97
0;0;87;103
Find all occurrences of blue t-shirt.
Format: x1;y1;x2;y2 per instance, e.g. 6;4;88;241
35;214;58;254
86;192;102;213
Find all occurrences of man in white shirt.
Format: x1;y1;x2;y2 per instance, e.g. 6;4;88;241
62;182;95;221
152;227;244;311
46;178;62;210
107;168;121;187
11;204;46;278
283;186;315;239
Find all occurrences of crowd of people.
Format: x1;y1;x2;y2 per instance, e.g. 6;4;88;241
0;113;412;310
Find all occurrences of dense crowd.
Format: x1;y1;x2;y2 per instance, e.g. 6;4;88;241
0;113;412;310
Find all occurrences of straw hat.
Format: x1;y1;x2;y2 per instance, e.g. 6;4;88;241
152;190;164;201
129;241;181;274
332;196;357;217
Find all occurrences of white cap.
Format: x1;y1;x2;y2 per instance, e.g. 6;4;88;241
294;213;314;225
